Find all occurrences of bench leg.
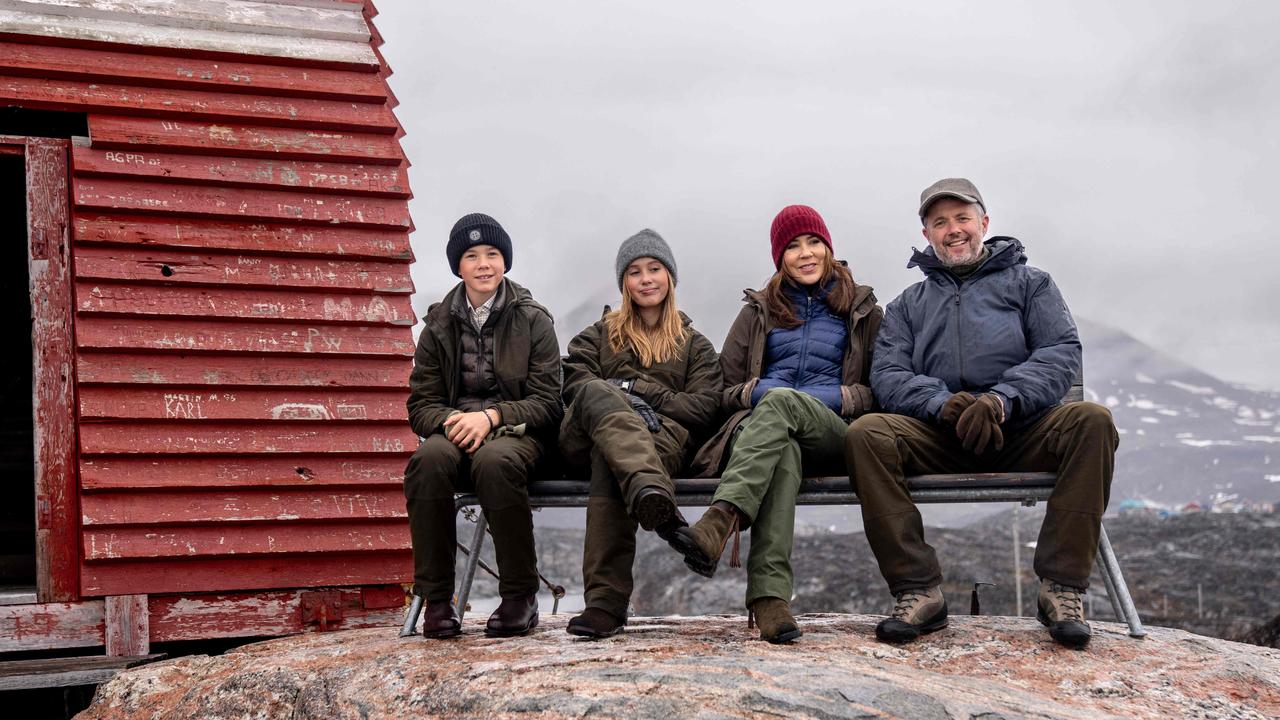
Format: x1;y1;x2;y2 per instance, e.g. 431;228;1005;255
401;500;487;636
455;508;488;622
1097;549;1126;623
399;594;424;637
1095;523;1147;638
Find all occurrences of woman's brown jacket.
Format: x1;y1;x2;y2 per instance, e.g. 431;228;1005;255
689;282;883;477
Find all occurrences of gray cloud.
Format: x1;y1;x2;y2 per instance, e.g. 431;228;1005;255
380;0;1280;389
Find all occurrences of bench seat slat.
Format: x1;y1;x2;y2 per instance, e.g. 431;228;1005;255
524;472;1058;498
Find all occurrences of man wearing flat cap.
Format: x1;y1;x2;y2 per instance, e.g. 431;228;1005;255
845;178;1118;649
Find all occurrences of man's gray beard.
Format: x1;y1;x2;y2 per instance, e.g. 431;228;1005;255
940;243;988;269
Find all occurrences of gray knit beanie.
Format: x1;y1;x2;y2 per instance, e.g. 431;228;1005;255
615;229;678;291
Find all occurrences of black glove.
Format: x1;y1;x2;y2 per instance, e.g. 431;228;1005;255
939;391;976;427
606;377;635;394
955;393;1005;454
627;394;662;433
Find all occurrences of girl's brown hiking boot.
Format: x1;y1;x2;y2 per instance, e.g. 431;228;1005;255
566;607;626;639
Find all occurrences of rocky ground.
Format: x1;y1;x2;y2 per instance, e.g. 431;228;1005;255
469;510;1280;642
78;614;1280;719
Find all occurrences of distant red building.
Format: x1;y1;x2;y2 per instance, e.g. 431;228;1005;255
0;0;417;655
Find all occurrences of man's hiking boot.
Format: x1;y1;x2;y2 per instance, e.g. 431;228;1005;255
421;600;462;639
749;597;802;644
669;501;741;578
1037;579;1091;649
875;586;948;643
566;607;626;639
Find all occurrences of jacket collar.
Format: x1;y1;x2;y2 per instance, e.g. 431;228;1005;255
742;271;878;328
427;277;536;339
449;278;506;324
595;304;695;329
907;236;1026;280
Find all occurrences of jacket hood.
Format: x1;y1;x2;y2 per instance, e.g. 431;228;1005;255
907;236;1026;278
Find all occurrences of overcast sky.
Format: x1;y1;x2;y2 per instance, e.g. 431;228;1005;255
377;0;1280;391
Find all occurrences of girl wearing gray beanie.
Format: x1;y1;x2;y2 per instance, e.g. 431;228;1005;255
557;229;723;639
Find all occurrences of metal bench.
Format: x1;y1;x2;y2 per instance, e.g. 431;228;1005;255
400;381;1147;639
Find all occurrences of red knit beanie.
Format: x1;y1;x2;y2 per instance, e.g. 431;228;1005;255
770;205;832;269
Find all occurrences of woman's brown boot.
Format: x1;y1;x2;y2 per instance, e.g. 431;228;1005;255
749;597;802;644
669;500;741;578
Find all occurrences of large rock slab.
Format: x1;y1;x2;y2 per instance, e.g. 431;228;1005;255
79;614;1280;719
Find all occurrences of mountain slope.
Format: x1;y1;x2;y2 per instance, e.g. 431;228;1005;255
1080;319;1280;503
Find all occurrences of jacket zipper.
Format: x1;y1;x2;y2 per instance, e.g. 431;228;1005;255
491;311;504;402
952;276;966;389
795;295;812;390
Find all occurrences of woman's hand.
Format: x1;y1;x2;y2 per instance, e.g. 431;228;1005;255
443;409;498;453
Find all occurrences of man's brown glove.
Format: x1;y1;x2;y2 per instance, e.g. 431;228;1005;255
939;391;976;426
955;394;1005;454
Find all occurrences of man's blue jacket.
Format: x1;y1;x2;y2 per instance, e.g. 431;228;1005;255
871;236;1081;429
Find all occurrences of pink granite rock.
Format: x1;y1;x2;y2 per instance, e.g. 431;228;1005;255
78;614;1280;719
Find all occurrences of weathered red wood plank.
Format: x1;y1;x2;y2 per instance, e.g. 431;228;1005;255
82;554;411;597
81;488;408;525
88;114;404;164
80;455;407;491
72;147;410;197
74;246;413;293
73;178;410;228
75;283;415;325
84;520;409;560
75;317;415;356
104;595;149;656
26;138;80;603
74;214;412;260
147;589;406;642
80;387;407;422
0;601;105;652
0;75;396;133
79;422;418;455
76;353;410;388
0;41;386;102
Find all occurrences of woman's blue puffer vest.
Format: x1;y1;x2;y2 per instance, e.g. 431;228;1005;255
751;282;847;413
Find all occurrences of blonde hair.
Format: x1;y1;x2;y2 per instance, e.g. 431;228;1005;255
605;274;688;367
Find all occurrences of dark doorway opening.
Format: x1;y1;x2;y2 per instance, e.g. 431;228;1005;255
0;107;88;139
0;151;35;601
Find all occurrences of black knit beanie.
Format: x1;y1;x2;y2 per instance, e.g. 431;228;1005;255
447;213;513;277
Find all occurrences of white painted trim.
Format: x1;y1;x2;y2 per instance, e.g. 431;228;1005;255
257;0;360;10
0;9;378;65
1;0;369;42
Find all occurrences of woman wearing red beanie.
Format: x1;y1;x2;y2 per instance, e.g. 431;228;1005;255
676;204;883;643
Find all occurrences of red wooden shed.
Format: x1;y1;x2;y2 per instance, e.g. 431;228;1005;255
0;0;418;656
